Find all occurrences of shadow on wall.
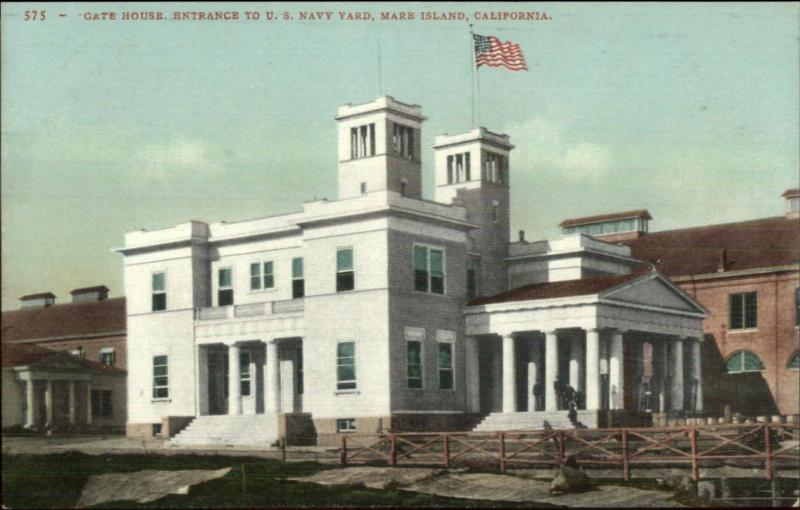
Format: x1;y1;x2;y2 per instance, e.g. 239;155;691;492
702;334;779;416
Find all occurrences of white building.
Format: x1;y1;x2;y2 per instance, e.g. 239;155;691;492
118;96;707;446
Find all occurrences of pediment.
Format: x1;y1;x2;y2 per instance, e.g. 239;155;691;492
30;352;90;372
601;274;706;314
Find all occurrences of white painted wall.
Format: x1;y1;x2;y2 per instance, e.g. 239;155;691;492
2;369;24;428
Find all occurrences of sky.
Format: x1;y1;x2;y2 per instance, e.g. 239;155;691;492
2;2;798;310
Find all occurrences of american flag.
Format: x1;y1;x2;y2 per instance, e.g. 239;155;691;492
473;33;528;71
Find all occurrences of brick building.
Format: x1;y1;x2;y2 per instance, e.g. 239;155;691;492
560;190;800;416
1;286;127;431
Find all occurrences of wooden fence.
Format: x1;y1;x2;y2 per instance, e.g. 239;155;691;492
339;423;799;481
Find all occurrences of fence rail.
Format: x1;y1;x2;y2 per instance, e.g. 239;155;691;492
339;423;799;481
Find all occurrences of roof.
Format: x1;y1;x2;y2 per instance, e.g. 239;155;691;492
1;343;125;373
782;189;799;198
560;209;652;228
468;273;641;306
70;285;109;295
622;216;799;277
1;297;126;343
19;292;56;301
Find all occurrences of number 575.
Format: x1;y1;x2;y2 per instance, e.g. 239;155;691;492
24;10;46;21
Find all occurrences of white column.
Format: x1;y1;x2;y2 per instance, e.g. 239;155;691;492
691;338;703;412
569;337;580;392
670;337;684;411
228;343;242;415
658;341;669;413
266;340;280;413
502;334;517;413
544;330;558;411
609;329;625;409
527;339;540;412
45;379;54;427
24;378;35;428
465;336;481;413
86;382;92;425
69;381;76;426
585;329;601;410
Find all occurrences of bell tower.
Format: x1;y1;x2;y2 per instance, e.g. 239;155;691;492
335;96;425;199
433;128;514;296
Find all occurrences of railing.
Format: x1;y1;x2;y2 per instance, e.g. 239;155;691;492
339;423;799;481
196;299;304;321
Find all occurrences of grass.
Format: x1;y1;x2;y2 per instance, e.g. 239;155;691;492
2;452;540;508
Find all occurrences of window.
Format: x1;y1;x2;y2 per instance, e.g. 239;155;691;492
336;341;356;390
466;257;479;299
337;418;356;432
392;123;414;159
218;268;233;306
336;248;354;292
795;287;799;326
70;347;84;359
99;348;115;366
91;390;113;416
491;201;499;223
446;152;471;183
725;350;765;373
360;182;367;194
483;151;506;184
240;352;251;396
350;123;375;159
152;272;166;312
730;292;757;330
400;179;408;197
438;341;454;390
413;245;445;295
153;355;169;399
292;257;304;298
250;261;274;291
788;352;800;370
406;341;423;389
295;347;304;394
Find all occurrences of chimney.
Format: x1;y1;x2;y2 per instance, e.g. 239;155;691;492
717;249;727;272
20;292;56;309
782;188;799;219
70;285;109;303
518;230;526;242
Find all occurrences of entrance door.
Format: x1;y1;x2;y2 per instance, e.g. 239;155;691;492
207;351;229;415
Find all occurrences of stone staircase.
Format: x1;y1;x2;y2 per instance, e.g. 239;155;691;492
170;414;279;447
473;410;600;432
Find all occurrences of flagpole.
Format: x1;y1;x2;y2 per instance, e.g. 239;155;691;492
377;29;383;96
469;25;476;128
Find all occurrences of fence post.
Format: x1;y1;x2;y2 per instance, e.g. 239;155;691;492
339;435;347;465
443;434;450;469
498;432;506;473
621;429;630;481
389;434;397;467
764;424;773;481
558;431;566;466
690;427;699;482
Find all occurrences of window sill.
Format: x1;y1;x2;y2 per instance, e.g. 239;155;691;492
727;328;758;334
412;290;448;299
335;389;360;395
248;288;277;295
151;398;171;403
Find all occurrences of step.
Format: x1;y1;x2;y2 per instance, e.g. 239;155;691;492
170;414;279;447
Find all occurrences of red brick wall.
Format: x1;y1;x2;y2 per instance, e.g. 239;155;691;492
680;271;799;415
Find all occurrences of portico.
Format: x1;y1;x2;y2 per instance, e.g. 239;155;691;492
466;272;707;428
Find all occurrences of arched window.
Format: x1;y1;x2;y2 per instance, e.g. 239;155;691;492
788;352;800;370
725;351;764;373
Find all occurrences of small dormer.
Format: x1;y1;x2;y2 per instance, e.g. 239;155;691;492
782;188;799;219
20;292;56;309
560;209;652;242
70;285;109;303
